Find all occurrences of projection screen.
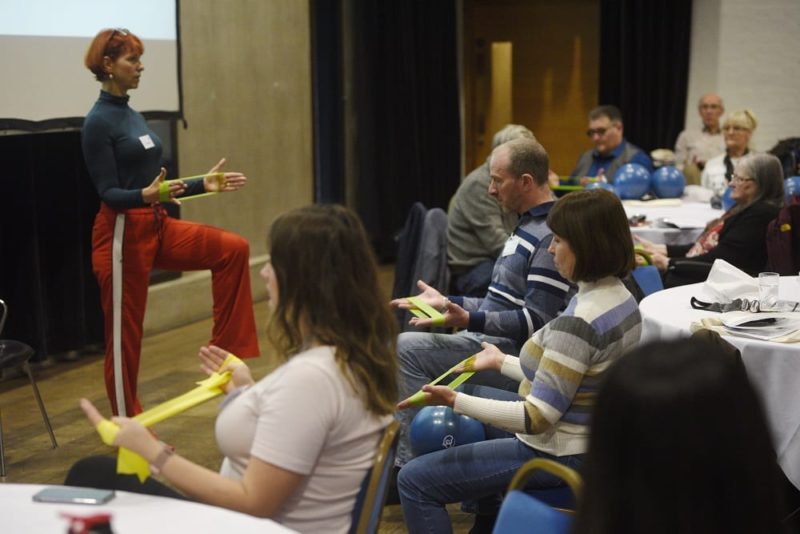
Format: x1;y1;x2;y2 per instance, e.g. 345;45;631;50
0;0;180;131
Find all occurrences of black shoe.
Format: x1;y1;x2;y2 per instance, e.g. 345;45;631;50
384;465;402;506
468;512;498;534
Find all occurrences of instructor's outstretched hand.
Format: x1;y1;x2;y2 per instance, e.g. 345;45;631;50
204;158;247;193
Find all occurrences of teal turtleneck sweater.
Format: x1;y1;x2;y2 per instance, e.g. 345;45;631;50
82;91;202;209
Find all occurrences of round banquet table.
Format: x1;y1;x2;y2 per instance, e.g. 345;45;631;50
0;484;297;533
624;199;723;245
640;277;800;489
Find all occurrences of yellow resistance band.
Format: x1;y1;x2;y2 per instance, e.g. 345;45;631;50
158;172;225;202
634;245;652;266
406;296;446;327
94;353;242;482
402;355;476;407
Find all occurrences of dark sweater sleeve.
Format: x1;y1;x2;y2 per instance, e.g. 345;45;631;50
81;116;146;209
678;203;779;274
667;243;693;257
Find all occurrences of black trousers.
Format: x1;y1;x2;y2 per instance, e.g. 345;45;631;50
64;455;187;500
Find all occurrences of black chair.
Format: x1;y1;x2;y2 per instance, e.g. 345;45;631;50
664;258;713;287
0;299;58;476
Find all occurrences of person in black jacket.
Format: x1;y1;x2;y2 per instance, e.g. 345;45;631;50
637;153;784;287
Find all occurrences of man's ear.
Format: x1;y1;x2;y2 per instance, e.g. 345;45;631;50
519;172;535;188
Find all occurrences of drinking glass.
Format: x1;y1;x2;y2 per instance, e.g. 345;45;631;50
758;272;780;310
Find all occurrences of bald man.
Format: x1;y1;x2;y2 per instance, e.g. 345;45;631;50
674;93;726;185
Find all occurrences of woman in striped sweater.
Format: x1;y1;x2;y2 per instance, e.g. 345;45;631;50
396;189;642;533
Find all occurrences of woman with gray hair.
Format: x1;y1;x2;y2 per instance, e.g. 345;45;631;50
638;153;784;286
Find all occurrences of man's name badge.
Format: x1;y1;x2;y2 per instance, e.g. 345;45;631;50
501;236;519;257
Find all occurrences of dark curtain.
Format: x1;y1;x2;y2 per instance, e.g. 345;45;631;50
349;0;461;261
311;0;345;204
0;133;104;361
599;0;693;152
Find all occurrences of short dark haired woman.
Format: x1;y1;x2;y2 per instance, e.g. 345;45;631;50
396;189;641;533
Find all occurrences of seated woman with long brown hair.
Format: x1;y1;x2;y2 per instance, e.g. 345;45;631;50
68;205;398;534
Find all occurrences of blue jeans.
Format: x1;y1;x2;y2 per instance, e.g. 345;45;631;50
396;331;521;466
397;385;584;534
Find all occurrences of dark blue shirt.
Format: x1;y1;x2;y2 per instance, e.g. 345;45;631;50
570;140;654;180
82;91;202;209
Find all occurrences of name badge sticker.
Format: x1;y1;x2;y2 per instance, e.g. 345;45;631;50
139;134;155;150
501;236;519;257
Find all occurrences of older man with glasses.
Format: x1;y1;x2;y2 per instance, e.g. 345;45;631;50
569;105;653;184
674;93;726;185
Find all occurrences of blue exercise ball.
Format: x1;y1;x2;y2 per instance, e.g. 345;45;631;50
613;163;652;199
785;176;800;202
584;181;617;196
721;186;736;211
409;406;485;457
651;166;686;198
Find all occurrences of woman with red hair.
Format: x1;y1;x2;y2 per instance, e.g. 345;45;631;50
82;28;260;416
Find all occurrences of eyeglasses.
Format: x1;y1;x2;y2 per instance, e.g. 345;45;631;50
586;127;611;137
731;174;756;184
104;28;130;54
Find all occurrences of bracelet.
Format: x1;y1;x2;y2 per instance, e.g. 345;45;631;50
149;443;174;475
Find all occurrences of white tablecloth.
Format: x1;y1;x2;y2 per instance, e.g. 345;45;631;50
640;277;800;489
625;200;723;245
0;484;297;533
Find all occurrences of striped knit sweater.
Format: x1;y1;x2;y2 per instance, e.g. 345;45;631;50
450;201;572;347
454;276;641;456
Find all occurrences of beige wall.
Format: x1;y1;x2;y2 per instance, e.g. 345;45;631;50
685;0;800;152
146;0;313;335
178;0;313;253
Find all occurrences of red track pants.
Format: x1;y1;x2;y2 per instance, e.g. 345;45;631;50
92;203;260;416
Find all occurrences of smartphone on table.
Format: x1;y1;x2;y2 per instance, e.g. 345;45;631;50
32;487;115;505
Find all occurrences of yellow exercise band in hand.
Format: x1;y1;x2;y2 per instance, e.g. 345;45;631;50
402;355;476;407
159;172;226;203
634;245;652;266
96;419;119;446
158;180;171;202
92;353;243;483
407;296;446;327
